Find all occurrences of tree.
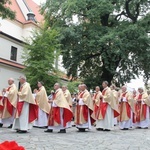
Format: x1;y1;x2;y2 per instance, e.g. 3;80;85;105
0;0;15;19
41;0;150;88
67;81;82;94
23;29;60;91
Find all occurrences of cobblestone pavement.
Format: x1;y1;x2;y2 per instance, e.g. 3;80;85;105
0;125;150;150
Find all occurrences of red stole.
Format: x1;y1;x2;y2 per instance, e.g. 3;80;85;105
48;91;73;127
5;87;14;116
16;86;38;123
0;87;13;116
93;93;99;117
120;92;131;121
97;89;108;119
0;96;3;111
76;91;89;125
135;94;147;122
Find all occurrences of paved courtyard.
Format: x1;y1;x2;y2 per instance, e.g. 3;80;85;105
0;125;150;150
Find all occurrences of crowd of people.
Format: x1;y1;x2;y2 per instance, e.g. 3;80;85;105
0;76;150;134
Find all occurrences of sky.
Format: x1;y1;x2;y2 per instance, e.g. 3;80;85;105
33;0;46;5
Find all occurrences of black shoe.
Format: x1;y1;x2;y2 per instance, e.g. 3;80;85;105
96;128;103;131
44;129;53;133
8;124;13;128
142;127;148;129
18;130;27;133
58;129;66;133
124;128;129;130
72;125;76;127
103;129;111;131
78;128;86;132
39;126;47;129
136;127;141;129
0;123;3;128
16;129;20;133
121;128;128;130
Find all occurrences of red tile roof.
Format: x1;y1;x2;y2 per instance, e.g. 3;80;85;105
6;0;43;24
6;0;26;23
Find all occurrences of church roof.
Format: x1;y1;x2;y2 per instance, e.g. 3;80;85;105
6;0;43;24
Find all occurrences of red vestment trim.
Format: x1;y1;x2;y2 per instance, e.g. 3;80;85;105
5;97;13;116
29;104;38;123
0;96;4;111
135;94;147;122
120;92;131;121
16;101;24;117
5;87;13;116
76;104;80;125
99;89;108;119
63;108;73;127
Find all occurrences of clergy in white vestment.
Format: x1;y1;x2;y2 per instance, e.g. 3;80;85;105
134;87;150;129
0;78;17;128
62;85;72;128
74;84;95;132
12;76;38;133
45;83;73;133
95;81;119;131
34;82;50;128
119;86;134;130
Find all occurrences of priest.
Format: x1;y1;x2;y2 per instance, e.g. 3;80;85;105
62;85;72;128
119;86;134;130
110;84;119;126
34;81;50;128
45;83;73;133
134;87;150;129
12;76;37;133
93;86;102;122
96;81;119;131
0;78;17;128
75;84;95;132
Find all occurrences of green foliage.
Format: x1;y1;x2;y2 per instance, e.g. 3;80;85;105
23;29;60;91
41;0;150;88
0;0;15;19
67;81;82;94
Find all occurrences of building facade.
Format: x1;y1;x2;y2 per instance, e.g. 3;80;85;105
0;0;43;90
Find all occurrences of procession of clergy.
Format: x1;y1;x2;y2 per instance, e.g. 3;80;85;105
0;76;150;133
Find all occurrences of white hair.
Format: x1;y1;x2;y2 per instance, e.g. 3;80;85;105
9;78;14;82
19;75;26;81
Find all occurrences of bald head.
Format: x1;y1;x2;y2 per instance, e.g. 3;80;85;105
8;78;14;85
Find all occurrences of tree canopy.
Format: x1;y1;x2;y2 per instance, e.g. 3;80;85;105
23;29;60;91
0;0;15;19
41;0;150;88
